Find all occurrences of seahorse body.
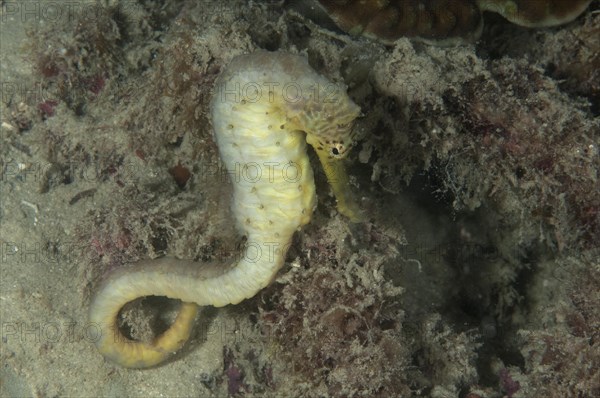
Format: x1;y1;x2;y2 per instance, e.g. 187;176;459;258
89;51;361;368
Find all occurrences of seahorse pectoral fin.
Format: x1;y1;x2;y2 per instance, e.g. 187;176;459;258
314;149;364;222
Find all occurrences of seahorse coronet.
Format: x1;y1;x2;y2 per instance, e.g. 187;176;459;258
88;50;362;368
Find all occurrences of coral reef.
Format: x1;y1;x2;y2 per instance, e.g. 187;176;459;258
3;0;597;396
258;218;409;397
516;253;600;397
369;34;599;253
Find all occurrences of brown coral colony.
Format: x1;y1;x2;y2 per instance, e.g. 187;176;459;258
317;0;593;42
318;0;482;41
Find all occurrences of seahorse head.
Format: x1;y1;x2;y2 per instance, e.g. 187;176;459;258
287;88;361;160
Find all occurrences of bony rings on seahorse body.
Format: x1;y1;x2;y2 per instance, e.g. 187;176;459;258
88;50;362;368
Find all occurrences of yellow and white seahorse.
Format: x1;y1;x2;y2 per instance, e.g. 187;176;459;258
89;51;362;368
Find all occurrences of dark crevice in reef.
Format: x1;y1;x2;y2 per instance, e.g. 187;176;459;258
399;169;540;388
445;207;535;380
476;13;529;61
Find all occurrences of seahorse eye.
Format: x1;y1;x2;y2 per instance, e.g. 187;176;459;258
330;143;347;158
